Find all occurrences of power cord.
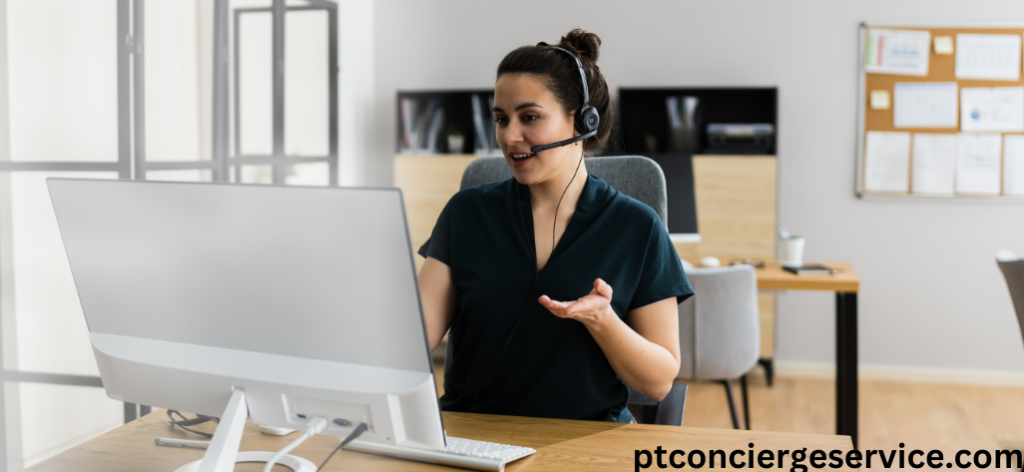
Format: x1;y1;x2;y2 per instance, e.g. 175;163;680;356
316;422;369;471
166;410;219;439
551;139;586;256
262;416;328;472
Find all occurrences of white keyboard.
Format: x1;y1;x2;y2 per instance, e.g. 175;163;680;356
343;436;536;471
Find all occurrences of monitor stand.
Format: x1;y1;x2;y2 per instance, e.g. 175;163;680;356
174;388;316;472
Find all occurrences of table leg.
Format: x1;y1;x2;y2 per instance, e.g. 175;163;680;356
123;402;137;423
836;292;858;448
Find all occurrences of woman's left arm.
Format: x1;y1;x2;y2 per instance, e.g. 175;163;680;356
539;278;680;401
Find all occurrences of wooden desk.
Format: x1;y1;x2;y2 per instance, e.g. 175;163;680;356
754;261;860;447
28;410;853;471
756;261;859;293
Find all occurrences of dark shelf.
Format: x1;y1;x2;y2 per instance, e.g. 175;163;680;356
611;87;778;156
610;87;777;236
396;89;494;154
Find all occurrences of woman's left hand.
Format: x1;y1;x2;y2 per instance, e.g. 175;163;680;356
539;278;615;327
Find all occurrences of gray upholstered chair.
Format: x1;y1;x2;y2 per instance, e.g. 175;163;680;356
677;265;760;430
626;383;688;426
997;249;1024;351
459;156;669;226
449;155;686;425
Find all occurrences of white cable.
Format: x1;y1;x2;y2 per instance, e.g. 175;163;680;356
262;416;328;472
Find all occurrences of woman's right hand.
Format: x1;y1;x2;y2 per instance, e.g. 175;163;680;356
418;256;457;351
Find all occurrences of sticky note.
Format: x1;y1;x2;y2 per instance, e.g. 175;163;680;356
870;90;891;110
934;36;954;55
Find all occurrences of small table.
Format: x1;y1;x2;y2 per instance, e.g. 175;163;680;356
27;409;854;471
755;261;860;447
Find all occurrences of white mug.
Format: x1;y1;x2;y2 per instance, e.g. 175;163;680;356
779;236;805;268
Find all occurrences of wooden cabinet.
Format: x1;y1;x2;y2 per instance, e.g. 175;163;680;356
674;156;778;359
394;154;483;272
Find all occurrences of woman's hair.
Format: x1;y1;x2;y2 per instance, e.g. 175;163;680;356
496;29;613;153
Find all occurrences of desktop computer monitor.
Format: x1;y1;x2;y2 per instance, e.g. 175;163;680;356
47;179;446;468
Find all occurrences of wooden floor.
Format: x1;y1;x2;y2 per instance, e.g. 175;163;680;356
434;363;1024;466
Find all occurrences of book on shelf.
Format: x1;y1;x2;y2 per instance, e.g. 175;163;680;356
471;94;488;153
400;97;417;151
424;106;444;153
399;97;444;154
471;94;499;155
782;264;836;276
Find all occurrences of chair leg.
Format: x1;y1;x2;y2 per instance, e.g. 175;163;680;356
719;380;740;429
740;374;750;430
758;357;775;387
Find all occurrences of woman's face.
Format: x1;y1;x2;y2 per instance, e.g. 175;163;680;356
493;73;579;185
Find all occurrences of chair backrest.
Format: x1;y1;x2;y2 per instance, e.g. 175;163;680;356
459;155;669;227
677;265;760;380
626;383;688;426
446;155;672;378
996;250;1024;349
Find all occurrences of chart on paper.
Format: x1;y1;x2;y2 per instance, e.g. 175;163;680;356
961;86;1024;132
864;29;931;76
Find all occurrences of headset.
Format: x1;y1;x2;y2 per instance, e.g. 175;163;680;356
469;44;596;413
529;43;600;153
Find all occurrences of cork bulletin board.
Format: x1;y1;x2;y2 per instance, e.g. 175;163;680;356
855;23;1024;199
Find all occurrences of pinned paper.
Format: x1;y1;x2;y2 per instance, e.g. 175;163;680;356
864;29;931;76
864;131;911;193
894;83;958;128
956;133;1002;195
870;90;891;110
1004;135;1024;196
961;87;1024;132
911;134;956;195
934;36;954;55
955;34;1021;80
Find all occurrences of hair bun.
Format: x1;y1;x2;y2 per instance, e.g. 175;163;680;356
558;28;601;64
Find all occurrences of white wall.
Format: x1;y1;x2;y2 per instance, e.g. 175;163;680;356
339;0;374;186
367;0;1024;375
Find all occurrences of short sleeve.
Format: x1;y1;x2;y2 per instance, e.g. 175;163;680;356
417;197;454;265
629;221;693;310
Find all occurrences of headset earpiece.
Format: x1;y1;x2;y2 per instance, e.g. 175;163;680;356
527;45;600;153
579;106;600;134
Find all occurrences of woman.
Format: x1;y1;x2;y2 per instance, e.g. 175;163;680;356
417;29;692;423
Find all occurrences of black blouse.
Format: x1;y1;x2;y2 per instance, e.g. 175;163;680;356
418;173;692;422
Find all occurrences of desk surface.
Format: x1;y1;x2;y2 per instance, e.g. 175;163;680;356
29;410;854;471
755;261;859;293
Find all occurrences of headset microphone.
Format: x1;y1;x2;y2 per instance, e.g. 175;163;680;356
529;129;596;153
528;45;600;154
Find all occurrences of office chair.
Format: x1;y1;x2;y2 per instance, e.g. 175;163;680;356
995;250;1024;472
625;383;688;426
677;265;760;430
449;155;685;424
459;156;669;227
997;249;1024;356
